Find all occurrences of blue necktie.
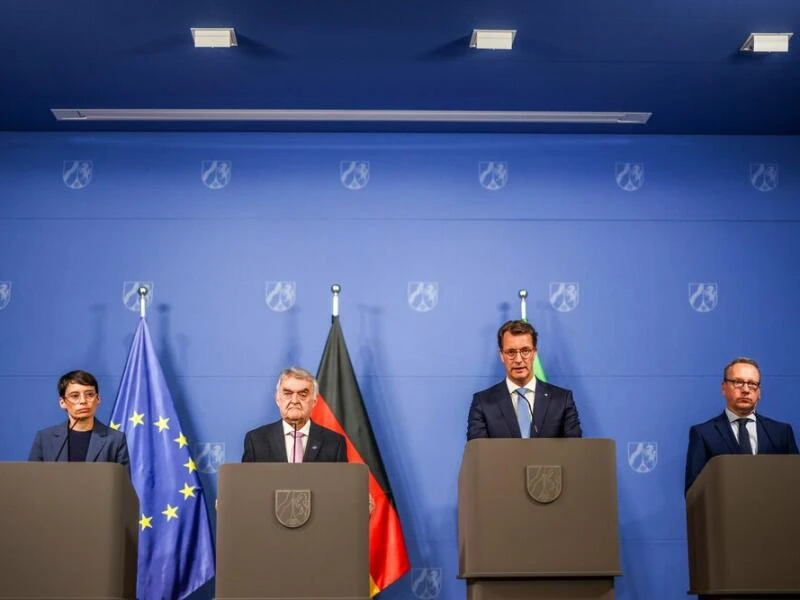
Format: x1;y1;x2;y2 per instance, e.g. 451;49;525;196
516;388;531;439
737;418;753;455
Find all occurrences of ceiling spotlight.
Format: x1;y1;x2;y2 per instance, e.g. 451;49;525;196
740;33;792;53
470;29;516;50
191;27;238;48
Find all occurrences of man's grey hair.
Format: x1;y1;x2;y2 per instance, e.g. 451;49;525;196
276;366;319;399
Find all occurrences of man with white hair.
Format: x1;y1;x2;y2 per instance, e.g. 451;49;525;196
242;367;347;463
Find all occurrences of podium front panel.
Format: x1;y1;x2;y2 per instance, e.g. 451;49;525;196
216;463;369;600
467;578;615;600
686;455;800;594
459;439;620;578
0;463;138;600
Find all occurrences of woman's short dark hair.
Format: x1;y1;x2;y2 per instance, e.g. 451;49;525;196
57;370;99;398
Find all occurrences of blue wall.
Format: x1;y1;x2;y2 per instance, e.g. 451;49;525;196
1;131;798;599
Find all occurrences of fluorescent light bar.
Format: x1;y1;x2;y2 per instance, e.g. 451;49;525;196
470;29;517;50
51;109;651;124
740;32;792;53
191;27;237;48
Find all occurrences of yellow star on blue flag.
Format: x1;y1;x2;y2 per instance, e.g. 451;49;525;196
162;504;179;521
179;483;197;500
110;318;215;599
139;514;153;530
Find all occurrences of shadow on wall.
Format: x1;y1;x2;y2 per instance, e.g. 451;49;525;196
353;304;423;568
153;304;221;522
85;303;110;376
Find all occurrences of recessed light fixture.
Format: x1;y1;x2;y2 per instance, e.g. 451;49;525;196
191;27;237;48
50;108;651;125
470;29;516;50
740;32;792;53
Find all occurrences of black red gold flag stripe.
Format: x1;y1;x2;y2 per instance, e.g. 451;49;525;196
311;316;410;595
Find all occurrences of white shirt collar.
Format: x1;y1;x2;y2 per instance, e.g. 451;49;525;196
505;377;537;396
725;408;756;423
282;419;312;437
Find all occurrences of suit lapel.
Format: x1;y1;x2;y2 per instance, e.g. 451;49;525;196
51;427;68;462
713;413;739;453
270;423;289;462
86;422;108;462
532;380;551;438
305;422;323;462
494;384;521;437
756;418;774;453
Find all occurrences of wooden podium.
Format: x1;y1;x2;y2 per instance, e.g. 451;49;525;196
216;463;369;600
458;439;621;599
686;455;800;600
0;463;138;600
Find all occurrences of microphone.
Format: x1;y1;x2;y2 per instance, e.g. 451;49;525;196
54;417;77;463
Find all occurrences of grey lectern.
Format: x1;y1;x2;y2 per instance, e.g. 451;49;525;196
216;463;369;600
0;463;138;600
686;455;800;600
458;439;621;600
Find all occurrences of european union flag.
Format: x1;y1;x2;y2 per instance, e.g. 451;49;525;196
110;318;215;599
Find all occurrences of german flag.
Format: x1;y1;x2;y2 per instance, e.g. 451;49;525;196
311;315;410;596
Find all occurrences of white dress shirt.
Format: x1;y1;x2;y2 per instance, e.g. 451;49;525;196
282;419;312;462
725;408;758;454
506;377;537;419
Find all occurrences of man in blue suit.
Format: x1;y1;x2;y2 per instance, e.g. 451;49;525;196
242;367;347;463
467;320;582;440
29;370;130;466
685;357;798;493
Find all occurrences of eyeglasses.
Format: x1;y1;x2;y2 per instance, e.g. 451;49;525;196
724;378;760;391
502;347;534;360
63;391;98;403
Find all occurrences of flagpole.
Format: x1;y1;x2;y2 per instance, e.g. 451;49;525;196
518;289;527;321
138;286;148;319
331;283;341;317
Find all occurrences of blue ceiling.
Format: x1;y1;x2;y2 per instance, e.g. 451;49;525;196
3;0;799;134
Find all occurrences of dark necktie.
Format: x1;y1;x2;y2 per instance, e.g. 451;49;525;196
737;418;753;455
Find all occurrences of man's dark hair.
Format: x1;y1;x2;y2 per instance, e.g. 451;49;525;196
497;320;538;350
57;370;99;398
723;357;760;381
